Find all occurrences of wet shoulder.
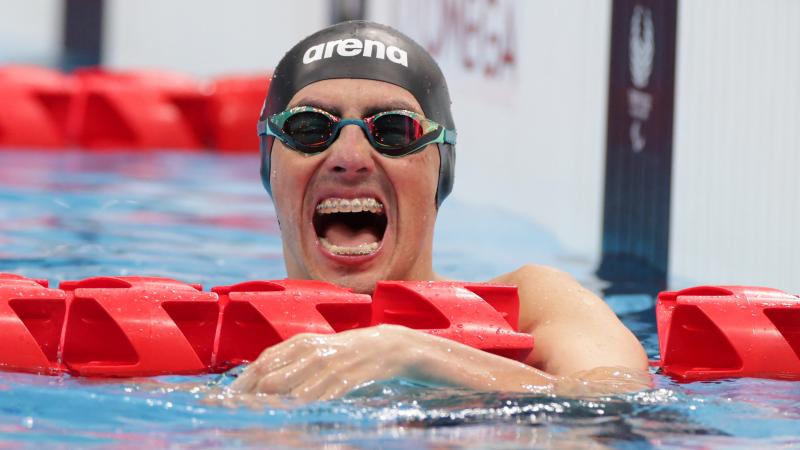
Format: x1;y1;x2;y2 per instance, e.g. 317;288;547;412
489;264;594;331
489;264;574;287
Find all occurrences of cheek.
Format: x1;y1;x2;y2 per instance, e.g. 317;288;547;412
397;148;439;207
270;147;311;218
418;147;440;179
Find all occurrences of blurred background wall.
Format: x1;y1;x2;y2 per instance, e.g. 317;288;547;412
670;0;800;294
0;0;797;293
0;0;61;66
104;0;328;77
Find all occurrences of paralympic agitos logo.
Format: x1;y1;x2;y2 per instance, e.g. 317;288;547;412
302;38;409;67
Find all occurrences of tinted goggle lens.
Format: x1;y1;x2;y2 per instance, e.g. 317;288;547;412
370;113;425;148
282;111;335;147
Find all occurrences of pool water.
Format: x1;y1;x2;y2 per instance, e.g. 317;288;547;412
0;150;797;449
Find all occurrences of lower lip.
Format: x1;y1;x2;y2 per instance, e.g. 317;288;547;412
315;238;385;265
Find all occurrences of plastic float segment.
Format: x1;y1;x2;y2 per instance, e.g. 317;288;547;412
68;69;209;150
211;280;372;371
657;285;800;381
0;273;67;374
206;75;271;152
370;281;534;362
6;273;799;381
0;66;267;152
59;276;219;377
0;66;76;148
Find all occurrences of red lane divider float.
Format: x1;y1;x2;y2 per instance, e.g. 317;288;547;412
206;75;271;152
59;276;217;376
0;274;65;374
370;282;532;361
69;69;210;150
0;273;532;377
0;65;270;152
656;286;800;381
212;280;372;371
0;66;76;148
4;272;798;381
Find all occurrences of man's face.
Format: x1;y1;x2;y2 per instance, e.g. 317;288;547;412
269;79;440;294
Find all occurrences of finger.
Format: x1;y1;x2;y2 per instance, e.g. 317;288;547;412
290;368;344;402
316;357;400;401
316;376;358;402
254;352;326;395
290;353;396;402
231;333;326;392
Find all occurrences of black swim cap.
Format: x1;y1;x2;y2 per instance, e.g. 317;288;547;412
259;20;455;207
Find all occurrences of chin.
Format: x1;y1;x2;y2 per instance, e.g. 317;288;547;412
319;271;381;295
347;282;377;295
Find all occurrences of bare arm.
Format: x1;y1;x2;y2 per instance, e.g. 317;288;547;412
231;267;650;401
492;264;649;375
230;325;559;402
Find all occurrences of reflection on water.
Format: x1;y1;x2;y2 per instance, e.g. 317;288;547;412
0;150;797;449
2;371;797;449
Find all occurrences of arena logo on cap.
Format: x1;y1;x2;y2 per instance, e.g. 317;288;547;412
302;38;408;67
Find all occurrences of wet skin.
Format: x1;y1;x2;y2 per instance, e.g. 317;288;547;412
267;79;441;295
232;79;650;401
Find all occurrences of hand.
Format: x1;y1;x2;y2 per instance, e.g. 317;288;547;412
230;324;558;402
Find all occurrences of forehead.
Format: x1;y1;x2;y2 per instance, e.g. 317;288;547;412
287;79;423;115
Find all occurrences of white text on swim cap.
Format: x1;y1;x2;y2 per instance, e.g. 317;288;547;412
302;39;408;67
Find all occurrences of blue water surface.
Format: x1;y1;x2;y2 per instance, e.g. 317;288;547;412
0;150;797;449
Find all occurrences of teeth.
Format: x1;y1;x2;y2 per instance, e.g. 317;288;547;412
320;238;379;256
316;197;384;215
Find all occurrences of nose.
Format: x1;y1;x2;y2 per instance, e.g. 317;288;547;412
320;123;376;182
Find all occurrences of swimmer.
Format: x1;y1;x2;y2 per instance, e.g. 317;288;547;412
231;21;649;401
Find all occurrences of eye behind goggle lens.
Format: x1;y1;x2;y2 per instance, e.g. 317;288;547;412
283;111;334;147
372;113;425;151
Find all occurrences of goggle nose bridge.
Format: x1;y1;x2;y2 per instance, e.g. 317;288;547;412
331;118;375;142
326;117;393;149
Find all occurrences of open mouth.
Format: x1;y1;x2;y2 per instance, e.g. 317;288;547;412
313;197;387;257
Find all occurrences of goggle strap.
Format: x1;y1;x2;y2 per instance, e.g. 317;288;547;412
257;120;269;136
443;129;457;145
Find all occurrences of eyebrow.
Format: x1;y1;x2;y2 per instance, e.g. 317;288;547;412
288;98;342;116
362;101;421;117
289;97;422;117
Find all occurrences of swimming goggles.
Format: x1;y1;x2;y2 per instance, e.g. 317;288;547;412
257;106;457;157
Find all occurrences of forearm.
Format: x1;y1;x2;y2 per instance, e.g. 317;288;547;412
405;336;558;393
406;333;650;396
230;325;651;402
